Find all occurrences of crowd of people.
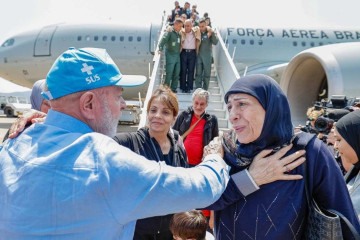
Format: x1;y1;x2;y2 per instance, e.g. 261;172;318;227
159;1;218;93
296;96;360;225
0;3;360;239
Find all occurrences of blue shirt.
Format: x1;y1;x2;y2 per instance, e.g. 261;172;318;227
0;110;229;239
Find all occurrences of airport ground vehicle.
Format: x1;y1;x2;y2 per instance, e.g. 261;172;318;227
0;95;31;117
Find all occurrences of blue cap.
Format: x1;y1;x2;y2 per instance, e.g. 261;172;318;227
42;47;146;100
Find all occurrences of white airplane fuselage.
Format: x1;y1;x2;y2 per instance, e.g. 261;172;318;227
221;27;360;78
0;22;161;100
1;22;360;102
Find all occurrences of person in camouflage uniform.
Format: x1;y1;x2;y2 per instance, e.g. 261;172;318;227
195;18;218;90
158;18;184;93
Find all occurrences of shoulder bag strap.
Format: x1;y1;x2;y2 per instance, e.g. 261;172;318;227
298;132;360;240
181;114;204;139
328;209;360;240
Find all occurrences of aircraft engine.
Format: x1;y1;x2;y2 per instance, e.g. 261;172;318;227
280;42;360;125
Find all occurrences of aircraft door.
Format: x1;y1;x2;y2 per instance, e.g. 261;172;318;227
34;25;57;56
149;24;161;54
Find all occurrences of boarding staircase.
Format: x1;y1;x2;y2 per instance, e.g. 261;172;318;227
169;66;229;131
138;24;240;133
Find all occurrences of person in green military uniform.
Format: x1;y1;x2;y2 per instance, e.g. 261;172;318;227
195;18;218;90
158;18;184;93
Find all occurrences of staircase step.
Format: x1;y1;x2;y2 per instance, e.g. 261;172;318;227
179;107;226;117
206;109;227;118
218;118;229;129
208;87;220;94
209;81;218;88
179;101;223;110
176;92;222;102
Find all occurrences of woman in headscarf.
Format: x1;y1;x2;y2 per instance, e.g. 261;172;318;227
30;79;50;112
206;74;360;239
334;110;360;219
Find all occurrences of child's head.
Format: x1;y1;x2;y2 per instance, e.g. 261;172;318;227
170;210;207;240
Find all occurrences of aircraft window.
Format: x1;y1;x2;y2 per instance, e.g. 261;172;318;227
102;36;107;41
111;36;116;41
128;36;133;42
301;41;306;47
137;36;141;42
1;38;15;47
77;36;82;41
120;36;124;41
293;41;298;47
258;40;263;45
94;36;99;41
319;42;324;46
232;39;237;44
250;40;254;45
85;35;91;41
241;39;245;45
225;39;228;44
310;42;315;47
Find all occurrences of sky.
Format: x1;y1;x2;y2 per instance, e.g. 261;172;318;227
0;0;360;44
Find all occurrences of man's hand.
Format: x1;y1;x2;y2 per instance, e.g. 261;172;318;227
248;144;306;186
207;26;213;38
8;109;47;138
166;26;173;32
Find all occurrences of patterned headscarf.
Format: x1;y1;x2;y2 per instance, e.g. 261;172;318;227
223;74;294;170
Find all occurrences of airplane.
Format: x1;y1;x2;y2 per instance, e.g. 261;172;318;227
222;27;360;80
218;27;360;124
1;20;360;124
0;21;163;101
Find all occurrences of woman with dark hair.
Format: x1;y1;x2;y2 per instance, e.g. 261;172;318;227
205;74;360;239
334;110;360;219
113;85;188;240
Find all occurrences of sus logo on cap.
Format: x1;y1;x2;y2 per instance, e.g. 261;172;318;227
42;47;144;100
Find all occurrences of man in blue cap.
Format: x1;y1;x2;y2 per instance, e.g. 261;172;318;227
0;47;230;239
